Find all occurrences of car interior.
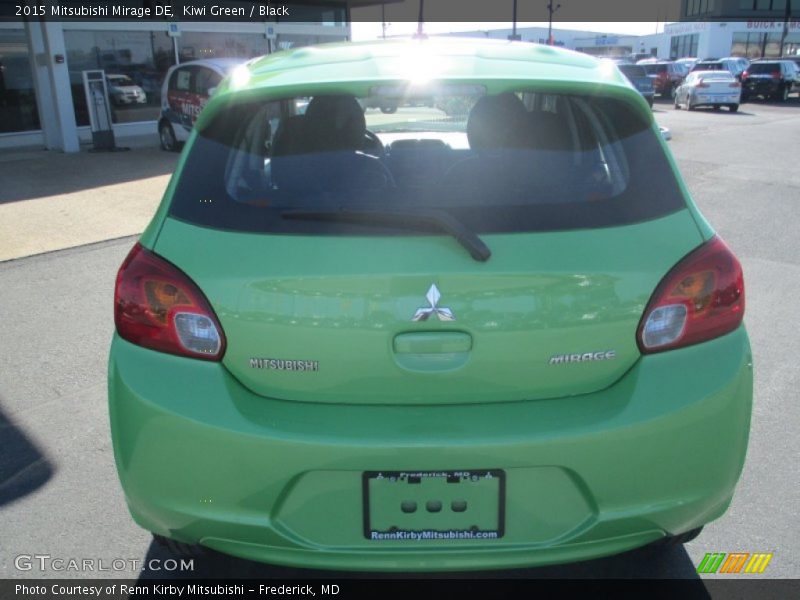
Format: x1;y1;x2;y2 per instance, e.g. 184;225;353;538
212;90;642;209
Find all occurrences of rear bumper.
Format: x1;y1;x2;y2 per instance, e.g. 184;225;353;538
743;81;780;96
689;91;740;106
108;327;753;571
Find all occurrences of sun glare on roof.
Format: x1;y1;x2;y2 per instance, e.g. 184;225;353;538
392;43;447;85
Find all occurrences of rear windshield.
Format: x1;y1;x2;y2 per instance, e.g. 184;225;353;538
168;87;685;235
693;62;723;71
618;65;647;78
642;64;668;74
748;63;780;73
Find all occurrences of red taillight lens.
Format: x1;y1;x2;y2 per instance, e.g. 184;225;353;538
637;236;744;354
114;243;226;361
741;71;749;79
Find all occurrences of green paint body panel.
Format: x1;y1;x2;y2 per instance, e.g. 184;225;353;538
108;326;752;571
109;39;754;570
154;210;702;405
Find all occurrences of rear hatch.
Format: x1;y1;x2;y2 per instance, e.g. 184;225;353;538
155;212;702;405
744;63;781;90
695;76;740;96
154;87;701;405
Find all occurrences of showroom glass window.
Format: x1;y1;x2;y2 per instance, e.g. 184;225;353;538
732;31;799;58
669;34;699;59
0;29;40;133
177;32;268;62
64;30;175;126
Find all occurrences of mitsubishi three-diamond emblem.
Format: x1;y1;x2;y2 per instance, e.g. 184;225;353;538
412;284;455;322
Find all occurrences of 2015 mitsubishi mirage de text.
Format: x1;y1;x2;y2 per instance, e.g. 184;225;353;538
108;39;753;571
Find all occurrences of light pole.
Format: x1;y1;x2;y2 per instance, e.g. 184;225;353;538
414;0;426;39
509;0;521;41
780;0;792;57
547;1;561;46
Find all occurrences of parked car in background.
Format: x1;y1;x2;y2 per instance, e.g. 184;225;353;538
675;57;698;72
741;60;797;102
639;61;685;98
780;56;800;77
358;96;399;114
159;58;244;152
618;64;655;107
674;70;741;112
691;58;748;80
106;74;147;106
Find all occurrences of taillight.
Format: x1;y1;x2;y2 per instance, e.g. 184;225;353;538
741;70;749;79
637;236;744;354
114;243;226;361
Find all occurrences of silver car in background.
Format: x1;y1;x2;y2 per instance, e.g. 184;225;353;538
674;70;742;112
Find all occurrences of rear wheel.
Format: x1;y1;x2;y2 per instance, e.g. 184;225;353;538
713;104;721;111
380;105;397;114
729;104;739;112
159;121;179;152
687;100;696;111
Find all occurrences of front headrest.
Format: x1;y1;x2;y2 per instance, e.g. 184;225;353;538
303;95;367;152
466;93;529;150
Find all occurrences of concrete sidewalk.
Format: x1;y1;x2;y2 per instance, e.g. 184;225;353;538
0;138;177;262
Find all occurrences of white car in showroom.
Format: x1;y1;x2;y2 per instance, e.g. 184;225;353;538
674;70;741;112
106;74;147;106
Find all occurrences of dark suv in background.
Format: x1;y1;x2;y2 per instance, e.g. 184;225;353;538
640;62;685;98
742;60;798;102
692;58;749;80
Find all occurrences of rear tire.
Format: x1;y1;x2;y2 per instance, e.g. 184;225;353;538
380;105;397;114
713;104;721;111
159;121;180;152
152;534;206;558
729;104;739;112
687;100;696;111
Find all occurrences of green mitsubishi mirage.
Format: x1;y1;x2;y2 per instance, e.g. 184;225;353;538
109;39;752;570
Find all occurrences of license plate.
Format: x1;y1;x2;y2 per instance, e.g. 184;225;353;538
363;470;505;541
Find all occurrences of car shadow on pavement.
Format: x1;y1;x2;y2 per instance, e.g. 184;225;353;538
137;537;703;581
0;145;178;205
0;404;54;507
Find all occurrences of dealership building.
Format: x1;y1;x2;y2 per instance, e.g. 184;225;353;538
1;0;799;152
0;1;375;151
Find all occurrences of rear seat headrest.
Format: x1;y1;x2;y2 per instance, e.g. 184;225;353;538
466;93;529;150
303;95;367;152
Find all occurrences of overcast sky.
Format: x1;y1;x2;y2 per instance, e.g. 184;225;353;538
351;22;668;41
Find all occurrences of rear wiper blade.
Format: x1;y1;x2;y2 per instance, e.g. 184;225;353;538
281;208;491;262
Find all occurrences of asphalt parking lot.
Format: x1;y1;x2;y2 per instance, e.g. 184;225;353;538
0;96;798;581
